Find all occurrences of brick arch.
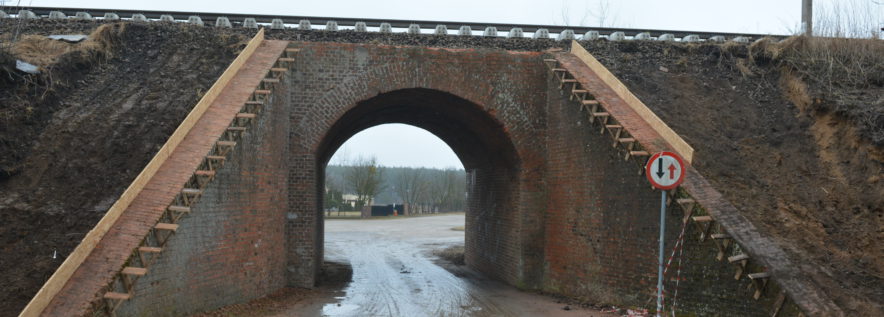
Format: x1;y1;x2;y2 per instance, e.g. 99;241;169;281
284;42;550;289
315;88;520;170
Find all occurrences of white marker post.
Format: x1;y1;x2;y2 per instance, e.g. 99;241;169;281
645;151;686;317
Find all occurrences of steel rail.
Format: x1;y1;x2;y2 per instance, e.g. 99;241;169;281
1;5;787;40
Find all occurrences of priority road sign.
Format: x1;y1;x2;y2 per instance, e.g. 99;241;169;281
645;151;685;190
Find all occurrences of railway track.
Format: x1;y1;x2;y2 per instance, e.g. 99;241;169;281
0;6;787;42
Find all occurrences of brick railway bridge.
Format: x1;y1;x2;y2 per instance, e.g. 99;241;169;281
17;28;840;317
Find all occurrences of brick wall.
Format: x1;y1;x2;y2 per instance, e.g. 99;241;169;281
542;73;784;316
44;41;803;316
284;42;550;288
114;79;292;316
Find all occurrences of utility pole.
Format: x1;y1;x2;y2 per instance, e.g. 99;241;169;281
802;0;813;36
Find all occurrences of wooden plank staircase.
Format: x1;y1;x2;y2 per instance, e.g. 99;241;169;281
543;58;797;316
98;47;300;316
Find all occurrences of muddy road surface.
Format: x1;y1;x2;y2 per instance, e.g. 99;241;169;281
199;214;615;317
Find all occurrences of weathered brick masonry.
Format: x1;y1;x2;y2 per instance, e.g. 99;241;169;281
286;42;550;288
113;72;292;316
543;72;787;316
35;41;807;316
284;42;785;315
38;40;290;317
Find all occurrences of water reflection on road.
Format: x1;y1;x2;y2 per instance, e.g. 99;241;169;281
302;214;612;317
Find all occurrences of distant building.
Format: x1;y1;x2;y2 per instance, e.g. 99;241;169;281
341;193;371;208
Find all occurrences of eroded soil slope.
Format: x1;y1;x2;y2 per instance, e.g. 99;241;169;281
581;39;883;316
0;22;242;314
1;19;880;316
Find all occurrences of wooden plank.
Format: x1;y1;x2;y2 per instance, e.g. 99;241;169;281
138;247;162;253
749;272;771;279
18;28;268;317
771;291;787;317
181;188;202;195
155;223;179;231
569;41;694;164
121;267;147;276
102;292;130;301
194;170;216;177
728;254;750;262
167;206;191;213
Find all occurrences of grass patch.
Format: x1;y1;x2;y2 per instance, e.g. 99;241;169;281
749;35;884;146
10;23;123;68
433;245;465;265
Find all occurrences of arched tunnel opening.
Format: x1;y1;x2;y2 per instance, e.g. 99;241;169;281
313;88;526;298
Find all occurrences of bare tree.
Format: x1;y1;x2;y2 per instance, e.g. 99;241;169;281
558;0;619;27
560;0;590;26
324;168;346;214
430;168;467;212
591;0;619;28
394;168;429;215
812;0;883;38
343;156;385;209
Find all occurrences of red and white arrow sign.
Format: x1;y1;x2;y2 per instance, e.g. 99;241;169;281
645;151;686;190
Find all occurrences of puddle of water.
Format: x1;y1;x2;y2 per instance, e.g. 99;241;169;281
278;215;615;317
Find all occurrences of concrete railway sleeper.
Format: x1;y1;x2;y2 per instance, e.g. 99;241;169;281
97;49;297;317
1;7;783;42
544;58;792;316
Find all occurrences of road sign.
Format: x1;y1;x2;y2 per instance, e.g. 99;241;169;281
645;151;686;317
645;151;685;190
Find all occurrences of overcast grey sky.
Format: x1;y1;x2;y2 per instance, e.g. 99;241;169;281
329;124;463;169
20;1;882;168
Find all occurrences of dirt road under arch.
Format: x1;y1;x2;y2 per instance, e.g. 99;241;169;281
197;214;617;317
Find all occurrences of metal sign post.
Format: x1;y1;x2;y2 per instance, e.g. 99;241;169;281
656;189;666;316
645;151;686;317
